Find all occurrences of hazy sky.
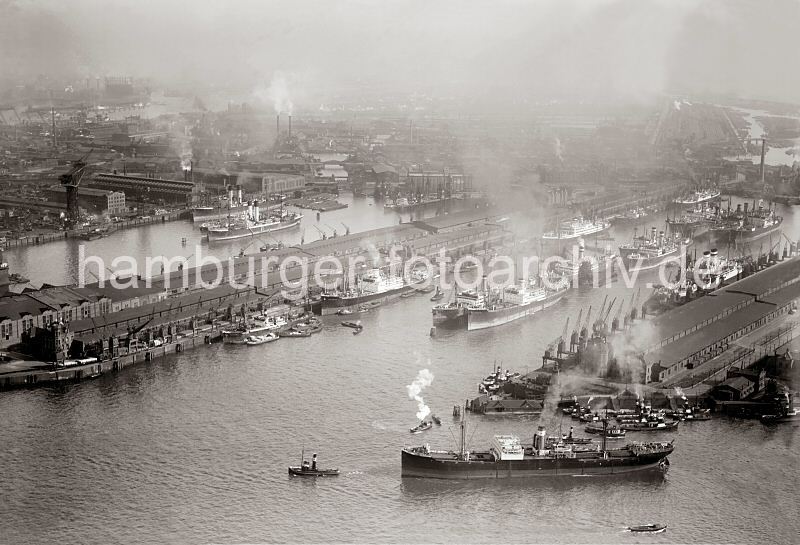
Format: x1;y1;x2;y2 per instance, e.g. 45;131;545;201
1;0;798;105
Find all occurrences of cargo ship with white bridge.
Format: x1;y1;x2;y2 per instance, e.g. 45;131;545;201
401;420;674;479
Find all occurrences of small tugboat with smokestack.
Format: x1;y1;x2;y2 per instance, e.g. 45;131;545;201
289;450;339;477
401;416;673;479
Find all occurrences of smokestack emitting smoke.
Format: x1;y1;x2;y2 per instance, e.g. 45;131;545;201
276;114;280;135
554;137;564;162
406;369;434;421
289;114;292;139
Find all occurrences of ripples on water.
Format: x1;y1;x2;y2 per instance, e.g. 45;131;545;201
1;200;799;544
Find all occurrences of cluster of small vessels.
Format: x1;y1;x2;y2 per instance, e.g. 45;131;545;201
223;314;322;344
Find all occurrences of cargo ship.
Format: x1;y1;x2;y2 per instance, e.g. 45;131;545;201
192;188;249;223
401;420;673;479
619;227;689;273
465;275;569;331
206;202;302;243
673;188;720;205
314;268;428;315
709;201;782;242
692;249;742;292
542;217;610;241
431;289;485;328
666;201;719;238
553;246;618;287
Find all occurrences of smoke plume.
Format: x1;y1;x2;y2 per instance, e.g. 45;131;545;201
255;72;294;115
554;136;564;162
406;369;434;421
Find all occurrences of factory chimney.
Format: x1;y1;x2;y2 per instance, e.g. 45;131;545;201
288;115;292;139
276;114;280;135
51;107;57;148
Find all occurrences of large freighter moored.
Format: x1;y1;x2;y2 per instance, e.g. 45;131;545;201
619;227;689;273
464;275;569;331
206;201;302;243
314;267;428;316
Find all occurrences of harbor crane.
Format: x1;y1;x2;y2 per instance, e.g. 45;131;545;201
59;150;92;228
569;308;583;351
556;316;570;356
579;305;593;341
313;225;328;240
340;222;350;236
325;224;338;238
611;297;626;332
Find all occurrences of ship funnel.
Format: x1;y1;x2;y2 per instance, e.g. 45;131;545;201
658;231;665;247
650;226;657;242
743;202;749;215
253;200;260;222
238;187;243;206
228;188;234;204
736;204;742;213
533;426;547;454
248;201;253;219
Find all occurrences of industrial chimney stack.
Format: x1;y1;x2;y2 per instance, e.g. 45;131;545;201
276;114;280;135
288;115;292;139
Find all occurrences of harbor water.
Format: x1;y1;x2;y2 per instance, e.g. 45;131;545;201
1;199;799;544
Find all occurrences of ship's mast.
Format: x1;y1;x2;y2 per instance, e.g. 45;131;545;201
459;409;466;460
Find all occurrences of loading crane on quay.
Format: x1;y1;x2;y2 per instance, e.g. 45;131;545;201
59;150;92;228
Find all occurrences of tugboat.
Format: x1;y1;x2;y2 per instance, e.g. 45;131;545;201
410;421;433;434
430;286;444;301
288;451;339;477
584;423;627;439
341;320;363;329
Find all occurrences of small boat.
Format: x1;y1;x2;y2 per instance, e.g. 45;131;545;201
584;424;627;438
288;451;339;477
400;291;417;299
341;320;363;329
336;308;354;315
410;421;433;434
628;524;667;534
430;287;444;301
245;333;279;345
352;327;363;335
416;285;435;294
431;415;441;425
279;329;311;338
761;408;800;423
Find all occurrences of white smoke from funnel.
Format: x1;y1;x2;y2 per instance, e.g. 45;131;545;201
674;386;687;401
255;72;294;115
406;369;434;421
554;137;564;162
673;100;681;111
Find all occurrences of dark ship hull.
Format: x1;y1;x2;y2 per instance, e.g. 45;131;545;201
431;305;468;327
401;446;672;479
315;284;415;315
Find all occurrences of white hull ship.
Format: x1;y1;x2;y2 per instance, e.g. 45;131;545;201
464;275;569;331
315;268;428;316
619;227;688;272
673;188;721;205
192;188;249;223
543;217;610;241
207;201;302;243
692;249;742;292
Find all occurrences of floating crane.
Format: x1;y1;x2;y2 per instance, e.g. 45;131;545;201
556;316;570;357
59;150;92;228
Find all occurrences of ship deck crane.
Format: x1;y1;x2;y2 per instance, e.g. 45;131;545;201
313;225;327;241
340;222;350;236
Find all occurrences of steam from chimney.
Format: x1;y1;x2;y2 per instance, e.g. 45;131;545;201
255;72;294;116
406;369;434;421
554;137;564;163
